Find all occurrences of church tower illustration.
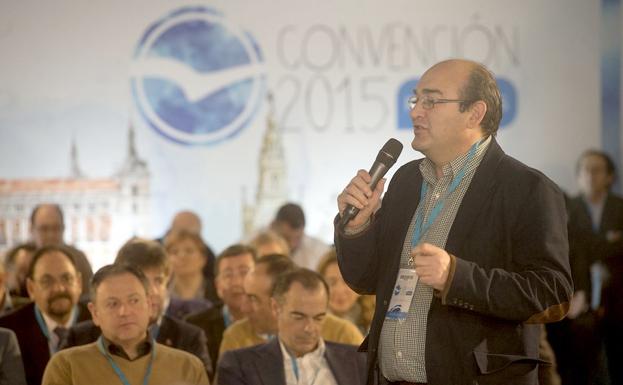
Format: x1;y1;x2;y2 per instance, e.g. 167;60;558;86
242;93;288;236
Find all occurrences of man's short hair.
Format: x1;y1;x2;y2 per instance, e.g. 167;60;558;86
30;204;64;226
274;203;305;229
458;63;502;137
272;268;329;305
26;245;77;279
214;244;257;277
576;149;616;177
116;238;170;275
90;264;150;303
255;253;296;291
248;230;291;256
3;242;37;269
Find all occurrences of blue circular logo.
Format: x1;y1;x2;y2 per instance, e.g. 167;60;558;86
131;7;266;145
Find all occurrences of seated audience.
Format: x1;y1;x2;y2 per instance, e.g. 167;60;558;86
42;264;209;385
219;254;363;356
217;268;366;385
3;242;36;298
317;249;375;334
185;244;256;373
0;245;89;385
63;238;213;379
0;327;26;385
165;230;218;317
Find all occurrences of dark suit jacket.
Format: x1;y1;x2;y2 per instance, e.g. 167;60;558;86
185;304;225;374
62;314;213;379
217;338;367;385
0;302;91;385
335;139;573;385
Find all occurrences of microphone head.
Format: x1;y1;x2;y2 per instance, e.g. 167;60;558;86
376;138;403;167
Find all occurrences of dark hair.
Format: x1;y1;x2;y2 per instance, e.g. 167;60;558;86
214;244;257;277
115;238;169;274
26;245;77;279
255;253;296;291
274;203;305;229
272;268;329;304
4;242;37;268
458;63;503;137
576;149;617;177
30;204;65;227
164;230;208;256
90;264;150;302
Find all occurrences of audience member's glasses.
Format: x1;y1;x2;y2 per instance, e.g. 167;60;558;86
35;273;76;289
407;95;469;110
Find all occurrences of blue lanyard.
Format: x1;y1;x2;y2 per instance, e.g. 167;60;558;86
410;139;483;250
34;305;78;353
97;336;155;385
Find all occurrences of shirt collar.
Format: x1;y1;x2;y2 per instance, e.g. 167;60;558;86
101;332;153;361
419;136;492;184
279;337;326;362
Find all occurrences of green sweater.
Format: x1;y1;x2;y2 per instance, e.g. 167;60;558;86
42;341;209;385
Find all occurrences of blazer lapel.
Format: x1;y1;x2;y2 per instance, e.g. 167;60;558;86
156;315;177;347
325;343;359;385
253;339;286;385
445;138;504;256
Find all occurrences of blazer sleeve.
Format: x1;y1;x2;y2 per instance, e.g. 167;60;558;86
334;163;410;294
215;350;247;385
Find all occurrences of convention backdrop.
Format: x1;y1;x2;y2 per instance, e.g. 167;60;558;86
0;0;619;268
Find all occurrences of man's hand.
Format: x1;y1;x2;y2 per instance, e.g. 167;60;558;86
337;170;385;230
412;242;451;291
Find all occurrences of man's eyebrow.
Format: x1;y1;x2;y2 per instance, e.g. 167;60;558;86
413;88;443;96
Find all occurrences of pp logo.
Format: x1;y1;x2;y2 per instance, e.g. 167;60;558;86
131;7;266;145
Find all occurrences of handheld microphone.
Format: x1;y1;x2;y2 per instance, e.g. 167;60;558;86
339;138;403;229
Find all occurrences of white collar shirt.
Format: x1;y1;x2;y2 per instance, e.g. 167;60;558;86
279;338;338;385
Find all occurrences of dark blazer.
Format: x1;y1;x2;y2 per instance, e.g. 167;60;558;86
335;139;573;385
0;327;26;385
62;314;213;379
185;304;226;374
0;302;91;385
217;338;367;385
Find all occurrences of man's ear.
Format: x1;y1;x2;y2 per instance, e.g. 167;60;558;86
26;278;36;300
88;302;100;326
271;297;280;318
467;100;487;129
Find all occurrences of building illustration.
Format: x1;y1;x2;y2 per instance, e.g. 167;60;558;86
0;125;150;268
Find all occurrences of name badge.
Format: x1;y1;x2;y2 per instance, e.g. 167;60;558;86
385;268;418;320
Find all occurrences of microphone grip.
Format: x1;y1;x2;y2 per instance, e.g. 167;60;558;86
338;163;389;229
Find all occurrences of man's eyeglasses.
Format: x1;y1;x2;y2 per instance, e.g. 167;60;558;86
407;95;469;110
35;274;76;289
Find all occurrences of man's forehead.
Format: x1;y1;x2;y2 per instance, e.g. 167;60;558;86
220;253;254;269
33;251;75;275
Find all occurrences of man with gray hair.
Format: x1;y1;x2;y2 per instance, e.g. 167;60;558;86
217;268;366;385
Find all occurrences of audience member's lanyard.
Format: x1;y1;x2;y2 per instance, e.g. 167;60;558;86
289;353;321;385
34;305;78;353
97;336;155;385
409;139;482;256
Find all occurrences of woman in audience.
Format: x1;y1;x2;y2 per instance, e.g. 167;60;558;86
165;230;218;318
317;248;375;334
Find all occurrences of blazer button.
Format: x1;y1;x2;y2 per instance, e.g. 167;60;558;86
383;300;388;306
